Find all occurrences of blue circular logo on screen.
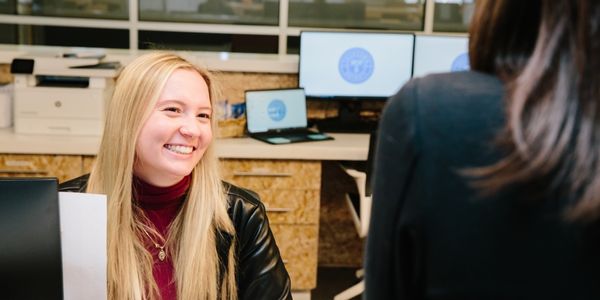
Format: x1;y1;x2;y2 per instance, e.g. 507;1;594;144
267;99;286;121
338;47;375;84
451;52;470;72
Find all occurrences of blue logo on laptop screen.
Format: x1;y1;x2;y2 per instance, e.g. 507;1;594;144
338;47;374;84
451;52;470;72
267;99;286;121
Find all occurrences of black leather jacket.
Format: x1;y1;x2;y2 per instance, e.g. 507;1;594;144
59;175;292;300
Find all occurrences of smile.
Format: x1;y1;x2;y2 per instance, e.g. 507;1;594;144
164;144;195;154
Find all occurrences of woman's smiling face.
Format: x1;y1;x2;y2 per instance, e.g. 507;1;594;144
133;68;212;187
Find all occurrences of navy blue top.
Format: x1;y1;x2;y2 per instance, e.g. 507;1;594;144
365;71;600;300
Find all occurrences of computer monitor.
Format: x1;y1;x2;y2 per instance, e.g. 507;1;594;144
299;31;414;132
0;178;63;300
299;31;414;100
412;35;469;78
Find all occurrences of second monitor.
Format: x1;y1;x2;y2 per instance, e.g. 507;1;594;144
412;35;469;78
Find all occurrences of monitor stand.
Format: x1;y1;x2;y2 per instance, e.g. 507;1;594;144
313;101;379;133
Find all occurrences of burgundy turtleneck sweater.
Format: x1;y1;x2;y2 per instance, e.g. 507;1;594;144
133;175;190;300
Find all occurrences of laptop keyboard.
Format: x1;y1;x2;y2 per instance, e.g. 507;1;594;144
251;129;332;144
283;134;308;142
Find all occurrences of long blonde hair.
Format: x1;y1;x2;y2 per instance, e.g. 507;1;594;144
87;52;237;299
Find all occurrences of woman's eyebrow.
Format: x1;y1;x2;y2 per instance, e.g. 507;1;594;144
158;99;212;110
157;99;185;105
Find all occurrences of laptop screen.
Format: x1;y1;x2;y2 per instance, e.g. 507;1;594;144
245;88;308;134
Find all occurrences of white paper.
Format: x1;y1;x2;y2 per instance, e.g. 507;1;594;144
59;192;107;300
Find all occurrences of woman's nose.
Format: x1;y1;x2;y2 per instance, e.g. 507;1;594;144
179;117;201;137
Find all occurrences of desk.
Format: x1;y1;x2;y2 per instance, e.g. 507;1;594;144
217;133;368;161
0;128;369;159
0;128;369;297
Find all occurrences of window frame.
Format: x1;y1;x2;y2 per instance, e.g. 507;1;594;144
0;0;470;73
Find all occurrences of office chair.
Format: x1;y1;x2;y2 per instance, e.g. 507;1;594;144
334;131;377;300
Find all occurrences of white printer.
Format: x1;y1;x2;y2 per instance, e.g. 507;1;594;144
11;53;120;136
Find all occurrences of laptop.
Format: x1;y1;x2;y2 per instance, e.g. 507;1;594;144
0;177;63;300
245;88;334;144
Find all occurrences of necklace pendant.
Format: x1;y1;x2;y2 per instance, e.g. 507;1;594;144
158;249;166;261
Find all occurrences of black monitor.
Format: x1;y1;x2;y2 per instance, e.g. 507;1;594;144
0;178;63;300
299;31;414;132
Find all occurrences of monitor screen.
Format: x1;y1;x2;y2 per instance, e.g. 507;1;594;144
299;31;415;100
412;35;469;78
0;178;63;299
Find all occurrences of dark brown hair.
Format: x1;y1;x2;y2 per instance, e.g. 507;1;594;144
469;0;600;221
468;0;541;80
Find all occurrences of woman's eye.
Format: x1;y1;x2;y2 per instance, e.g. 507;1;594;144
198;113;211;119
164;107;181;113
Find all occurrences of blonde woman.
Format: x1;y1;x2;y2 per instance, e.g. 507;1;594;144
60;52;291;300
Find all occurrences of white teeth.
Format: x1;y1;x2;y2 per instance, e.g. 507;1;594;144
165;144;193;154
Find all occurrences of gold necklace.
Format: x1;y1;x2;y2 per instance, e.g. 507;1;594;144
141;228;167;262
154;242;167;262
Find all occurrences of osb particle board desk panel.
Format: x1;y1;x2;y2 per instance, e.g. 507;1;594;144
222;159;321;289
0;153;82;182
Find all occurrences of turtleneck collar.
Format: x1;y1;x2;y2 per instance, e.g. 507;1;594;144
133;175;191;211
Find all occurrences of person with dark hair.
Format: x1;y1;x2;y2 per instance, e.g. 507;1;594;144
365;0;600;299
